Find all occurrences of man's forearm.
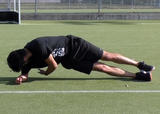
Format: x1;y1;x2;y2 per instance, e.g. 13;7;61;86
41;54;58;76
45;65;57;75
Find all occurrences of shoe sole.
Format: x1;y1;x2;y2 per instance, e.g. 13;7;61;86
140;71;152;81
149;72;152;81
151;66;156;71
140;66;155;72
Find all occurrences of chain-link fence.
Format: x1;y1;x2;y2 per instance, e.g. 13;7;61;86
20;0;160;13
0;0;12;11
0;0;20;11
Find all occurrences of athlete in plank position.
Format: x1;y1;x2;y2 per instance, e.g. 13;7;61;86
7;35;155;84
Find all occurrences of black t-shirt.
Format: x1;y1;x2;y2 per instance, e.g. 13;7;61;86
21;36;70;74
21;35;103;75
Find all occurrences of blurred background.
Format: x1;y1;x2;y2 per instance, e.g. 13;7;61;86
1;0;160;14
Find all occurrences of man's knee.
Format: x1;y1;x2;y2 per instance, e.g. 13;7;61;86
102;51;120;61
93;63;117;76
96;64;112;73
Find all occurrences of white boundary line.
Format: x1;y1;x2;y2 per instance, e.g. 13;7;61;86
140;23;160;24
0;90;160;94
21;23;53;25
20;23;160;26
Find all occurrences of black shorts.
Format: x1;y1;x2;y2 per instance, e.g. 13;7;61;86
61;35;103;74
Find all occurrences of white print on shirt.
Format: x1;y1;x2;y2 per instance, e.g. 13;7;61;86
52;48;65;57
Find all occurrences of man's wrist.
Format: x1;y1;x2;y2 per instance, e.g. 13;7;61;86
20;75;28;81
44;71;49;76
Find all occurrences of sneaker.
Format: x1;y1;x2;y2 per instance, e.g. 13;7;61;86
138;62;155;72
135;71;152;81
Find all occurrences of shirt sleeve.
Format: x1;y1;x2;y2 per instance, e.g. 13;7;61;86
41;45;52;60
21;64;31;75
25;40;52;60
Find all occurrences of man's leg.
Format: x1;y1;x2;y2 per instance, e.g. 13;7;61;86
101;51;138;66
101;51;155;72
92;62;152;81
93;62;136;77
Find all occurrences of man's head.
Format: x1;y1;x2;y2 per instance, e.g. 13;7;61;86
7;49;27;72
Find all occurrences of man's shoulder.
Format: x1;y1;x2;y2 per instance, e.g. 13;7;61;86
25;37;48;47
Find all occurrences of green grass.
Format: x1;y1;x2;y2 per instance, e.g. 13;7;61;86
22;9;160;13
0;20;160;114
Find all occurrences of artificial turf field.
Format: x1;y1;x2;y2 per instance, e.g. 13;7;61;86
0;20;160;114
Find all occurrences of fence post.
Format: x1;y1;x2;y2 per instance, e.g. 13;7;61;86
14;0;16;11
98;0;102;14
68;0;71;9
35;0;38;14
8;0;11;11
131;0;135;9
121;0;124;8
110;0;112;8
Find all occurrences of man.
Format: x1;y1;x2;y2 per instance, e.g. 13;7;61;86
7;35;155;84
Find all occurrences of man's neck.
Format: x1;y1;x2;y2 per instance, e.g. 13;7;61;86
24;48;32;61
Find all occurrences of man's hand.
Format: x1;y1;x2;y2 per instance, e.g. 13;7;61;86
38;69;47;75
38;54;58;76
16;77;22;84
16;74;28;85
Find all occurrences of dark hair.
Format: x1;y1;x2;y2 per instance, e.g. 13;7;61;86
7;49;26;72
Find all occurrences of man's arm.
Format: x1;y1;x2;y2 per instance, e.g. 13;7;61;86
15;64;31;84
39;54;58;75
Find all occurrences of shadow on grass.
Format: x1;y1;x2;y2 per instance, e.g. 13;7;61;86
59;21;137;25
0;76;147;85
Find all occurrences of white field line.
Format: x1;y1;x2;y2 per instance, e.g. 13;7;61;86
0;90;160;94
21;23;53;25
20;23;160;26
140;23;160;24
